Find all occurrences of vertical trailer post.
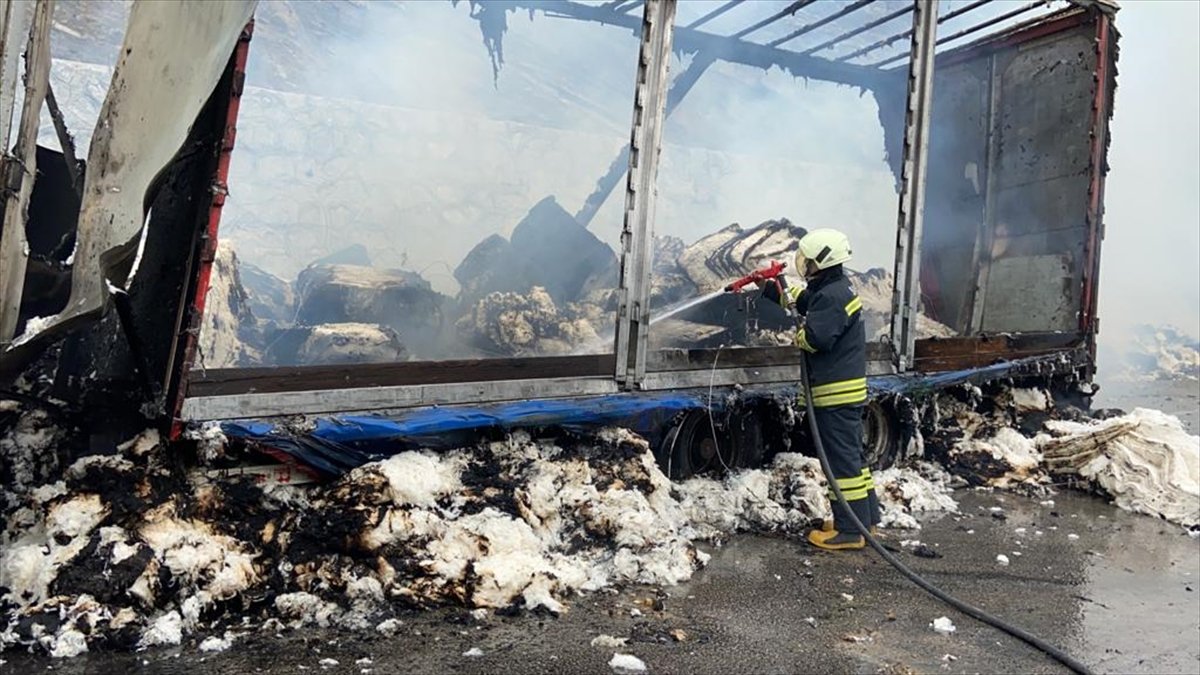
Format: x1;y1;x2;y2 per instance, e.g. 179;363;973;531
888;0;938;372
0;0;52;347
614;0;676;388
0;0;33;148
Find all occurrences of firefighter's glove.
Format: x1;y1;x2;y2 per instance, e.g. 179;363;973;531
793;322;816;353
793;327;807;349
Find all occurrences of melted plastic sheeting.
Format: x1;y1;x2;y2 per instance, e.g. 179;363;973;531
222;392;716;476
869;355;1062;396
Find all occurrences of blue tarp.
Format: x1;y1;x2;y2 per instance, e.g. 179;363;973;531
220;355;1060;476
222;392;718;475
309;393;710;442
868;358;1037;396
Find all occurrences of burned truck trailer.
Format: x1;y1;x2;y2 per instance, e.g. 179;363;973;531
0;0;1119;477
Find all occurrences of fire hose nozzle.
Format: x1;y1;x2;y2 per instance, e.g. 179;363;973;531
725;259;787;293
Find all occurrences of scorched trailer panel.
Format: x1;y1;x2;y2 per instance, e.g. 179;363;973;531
174;2;1116;426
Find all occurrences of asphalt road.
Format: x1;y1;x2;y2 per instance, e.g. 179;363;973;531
8;488;1197;675
1093;376;1199;433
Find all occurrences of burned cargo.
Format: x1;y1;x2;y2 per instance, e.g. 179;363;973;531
8;0;1200;669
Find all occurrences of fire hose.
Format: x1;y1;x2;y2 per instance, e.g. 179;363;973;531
726;261;1094;674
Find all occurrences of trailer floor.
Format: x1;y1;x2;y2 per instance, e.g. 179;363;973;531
6;488;1197;675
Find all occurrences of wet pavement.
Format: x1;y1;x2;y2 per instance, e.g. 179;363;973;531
1094;377;1199;433
6;489;1197;675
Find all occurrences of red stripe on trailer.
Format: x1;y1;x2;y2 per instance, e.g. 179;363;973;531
168;20;254;440
1080;11;1115;372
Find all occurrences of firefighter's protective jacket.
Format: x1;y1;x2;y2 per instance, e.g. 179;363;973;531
762;265;867;407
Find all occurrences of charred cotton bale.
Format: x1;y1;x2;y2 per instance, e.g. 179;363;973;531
668;221;955;341
678;219;807;293
294;264;447;358
238;261;294;326
455;287;601;356
649;235;697;309
648;320;727;350
507;197;617;303
454;234;520;305
454;197;618;307
295;323;408;365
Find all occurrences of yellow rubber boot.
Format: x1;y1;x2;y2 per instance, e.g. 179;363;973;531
807;528;865;551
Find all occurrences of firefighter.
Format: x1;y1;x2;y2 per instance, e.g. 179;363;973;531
761;228;881;550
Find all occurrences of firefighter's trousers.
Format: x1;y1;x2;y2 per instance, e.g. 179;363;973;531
813;404;881;533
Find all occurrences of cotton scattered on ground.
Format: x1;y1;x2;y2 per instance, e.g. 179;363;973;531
928;390;1049;490
676;455;958;536
592;635;629;648
609;652;648;673
953;427;1044;488
198;634;234;652
0;412;960;659
873;463;960;529
374;619;403;637
673;454;829;538
139;612;183;649
931;617;957;635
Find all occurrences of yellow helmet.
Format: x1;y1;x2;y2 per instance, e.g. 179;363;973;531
795;228;852;273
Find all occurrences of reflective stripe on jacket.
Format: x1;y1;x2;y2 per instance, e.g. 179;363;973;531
762;265;867;407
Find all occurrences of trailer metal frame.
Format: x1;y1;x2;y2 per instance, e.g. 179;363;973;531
171;0;1119;426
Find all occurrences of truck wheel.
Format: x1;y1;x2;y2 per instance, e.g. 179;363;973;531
659;409;736;480
862;401;899;470
728;408;765;470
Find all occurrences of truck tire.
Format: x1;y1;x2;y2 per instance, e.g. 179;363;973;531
728;407;765;470
658;409;750;479
862;400;900;470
